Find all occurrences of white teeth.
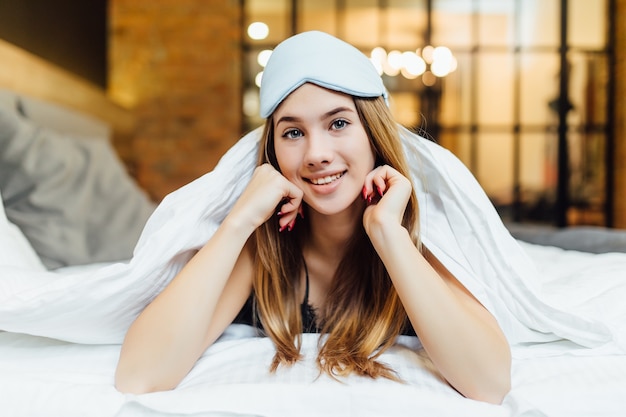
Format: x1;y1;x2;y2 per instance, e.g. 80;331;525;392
310;172;343;185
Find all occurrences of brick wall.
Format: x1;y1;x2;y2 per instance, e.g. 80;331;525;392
615;0;626;228
109;0;242;201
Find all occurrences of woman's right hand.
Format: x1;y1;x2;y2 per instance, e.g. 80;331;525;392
227;163;304;233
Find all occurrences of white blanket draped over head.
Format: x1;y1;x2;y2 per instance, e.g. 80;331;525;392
0;126;624;357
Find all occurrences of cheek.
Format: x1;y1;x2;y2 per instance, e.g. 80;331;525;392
367;147;376;168
274;145;297;177
363;142;377;170
355;129;376;169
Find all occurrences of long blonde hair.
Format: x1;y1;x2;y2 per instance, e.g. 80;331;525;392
253;94;420;380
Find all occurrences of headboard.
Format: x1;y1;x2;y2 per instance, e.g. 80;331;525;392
0;38;133;138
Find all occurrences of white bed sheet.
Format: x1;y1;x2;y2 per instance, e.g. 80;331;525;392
1;328;625;417
1;242;625;417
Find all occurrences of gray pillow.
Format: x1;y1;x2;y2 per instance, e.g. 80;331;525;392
0;104;156;269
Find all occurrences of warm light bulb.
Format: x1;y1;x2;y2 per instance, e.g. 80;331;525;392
431;60;450;77
248;22;269;40
257;49;273;67
255;71;264;87
421;45;434;64
431;46;455;77
401;51;426;77
370;47;387;64
387;50;403;70
400;67;418;79
382;62;400;77
432;46;453;64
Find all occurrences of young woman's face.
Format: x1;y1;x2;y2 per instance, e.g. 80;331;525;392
272;83;376;216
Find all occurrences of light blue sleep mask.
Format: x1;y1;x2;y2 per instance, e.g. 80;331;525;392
259;31;388;118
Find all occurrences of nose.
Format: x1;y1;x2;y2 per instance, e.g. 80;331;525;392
304;130;334;167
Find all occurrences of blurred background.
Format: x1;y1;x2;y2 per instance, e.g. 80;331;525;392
1;0;624;229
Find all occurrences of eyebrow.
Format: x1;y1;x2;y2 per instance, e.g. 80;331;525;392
275;106;355;126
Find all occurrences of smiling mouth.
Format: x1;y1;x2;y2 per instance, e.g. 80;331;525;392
308;171;346;185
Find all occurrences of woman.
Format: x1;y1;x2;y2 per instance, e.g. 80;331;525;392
115;31;511;404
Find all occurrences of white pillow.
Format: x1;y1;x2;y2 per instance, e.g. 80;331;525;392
0;190;46;271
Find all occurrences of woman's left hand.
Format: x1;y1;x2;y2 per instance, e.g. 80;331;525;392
362;165;412;234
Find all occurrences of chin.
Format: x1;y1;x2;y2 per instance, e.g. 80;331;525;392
306;196;363;217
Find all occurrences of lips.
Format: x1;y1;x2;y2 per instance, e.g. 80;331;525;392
307;171;346;185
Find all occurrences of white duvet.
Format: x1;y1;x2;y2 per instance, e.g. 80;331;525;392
1;127;626;416
1;243;626;417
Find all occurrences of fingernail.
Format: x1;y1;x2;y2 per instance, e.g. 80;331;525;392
298;206;304;218
279;224;287;232
288;218;297;231
362;186;368;200
367;195;372;204
277;211;284;216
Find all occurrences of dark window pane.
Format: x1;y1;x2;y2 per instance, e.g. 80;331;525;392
567;52;608;126
519;132;558;223
567;131;606;226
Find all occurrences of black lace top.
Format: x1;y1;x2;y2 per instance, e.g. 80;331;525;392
233;261;416;337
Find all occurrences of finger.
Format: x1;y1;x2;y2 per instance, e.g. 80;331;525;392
278;206;299;232
363;166;390;202
278;214;295;232
362;167;381;200
277;199;299;216
277;188;303;232
372;174;387;197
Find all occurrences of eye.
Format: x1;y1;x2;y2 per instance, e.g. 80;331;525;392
331;118;350;131
282;128;303;140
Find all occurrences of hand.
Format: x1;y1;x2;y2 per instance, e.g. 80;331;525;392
227;163;304;233
362;165;412;234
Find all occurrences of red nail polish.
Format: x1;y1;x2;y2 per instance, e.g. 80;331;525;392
362;186;368;200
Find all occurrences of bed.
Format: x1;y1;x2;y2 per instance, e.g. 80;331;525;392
2;39;626;417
